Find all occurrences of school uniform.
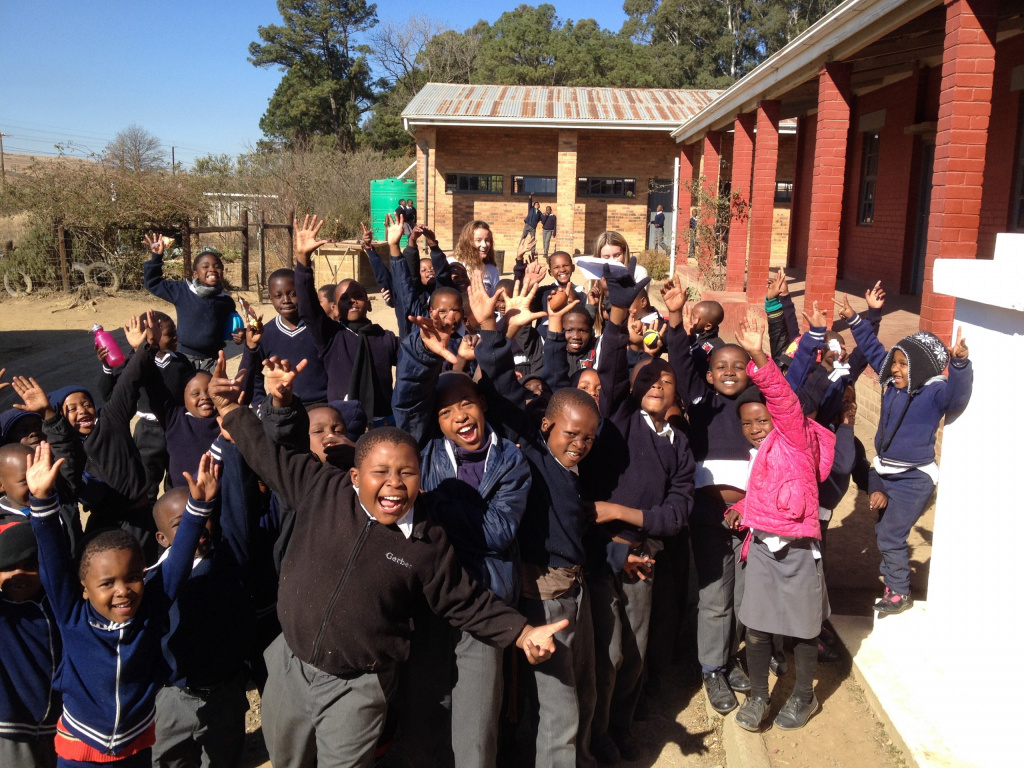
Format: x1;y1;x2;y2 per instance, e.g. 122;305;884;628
221;406;531;768
667;325;751;674
0;523;61;768
475;329;596;768
581;320;694;746
392;329;532;767
144;256;236;367
295;261;399;423
850;316;973;596
29;490;212;765
240;316;328;408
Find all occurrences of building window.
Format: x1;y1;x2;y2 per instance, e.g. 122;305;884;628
774;182;794;203
512;176;557;196
577;177;637;198
858;133;880;225
445;173;503;195
1013;105;1024;232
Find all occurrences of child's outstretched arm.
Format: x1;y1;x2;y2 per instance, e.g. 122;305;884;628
26;443;76;623
837;285;888;374
941;327;973;415
661;277;706;406
785;301;828;391
157;453;217;605
392;319;455;445
542;296;579;392
142;232;181;304
293;214;337;351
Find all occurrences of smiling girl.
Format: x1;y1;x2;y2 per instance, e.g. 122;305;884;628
453;220;500;296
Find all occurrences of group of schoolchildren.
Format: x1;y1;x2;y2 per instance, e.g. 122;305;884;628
0;209;973;768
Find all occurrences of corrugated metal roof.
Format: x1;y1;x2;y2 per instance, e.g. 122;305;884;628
403;84;724;130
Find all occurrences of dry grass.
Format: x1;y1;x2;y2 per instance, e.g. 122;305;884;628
0;212;31;246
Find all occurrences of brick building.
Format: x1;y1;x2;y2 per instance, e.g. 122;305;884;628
671;0;1024;341
401;85;735;259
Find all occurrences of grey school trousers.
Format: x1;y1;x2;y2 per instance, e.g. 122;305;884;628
520;581;596;768
261;634;398;768
691;509;746;672
152;670;249;768
0;736;57;768
588;566;654;741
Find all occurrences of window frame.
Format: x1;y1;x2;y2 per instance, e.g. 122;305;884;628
858;132;880;226
444;173;504;195
512;175;557;196
1012;99;1024;232
576;177;637;198
774;181;794;204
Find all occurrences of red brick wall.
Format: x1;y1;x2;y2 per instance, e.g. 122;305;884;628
840;75;920;288
791;113;818;272
978;38;1024;257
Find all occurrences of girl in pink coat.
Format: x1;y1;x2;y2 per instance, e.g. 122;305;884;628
726;315;836;733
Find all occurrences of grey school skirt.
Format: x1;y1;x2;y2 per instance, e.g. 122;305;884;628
738;535;830;640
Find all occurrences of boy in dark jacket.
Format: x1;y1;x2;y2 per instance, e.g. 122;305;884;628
143;235;236;372
292;215;400;425
391;318;531;767
0;519;61;768
207;353;567;768
27;443;215;766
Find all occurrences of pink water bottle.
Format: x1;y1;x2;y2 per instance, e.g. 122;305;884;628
92;324;125;367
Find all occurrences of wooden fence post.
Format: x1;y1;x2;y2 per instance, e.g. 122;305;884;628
286;209;295;268
56;221;69;292
259;210;267;298
182;218;191;280
240;208;249;290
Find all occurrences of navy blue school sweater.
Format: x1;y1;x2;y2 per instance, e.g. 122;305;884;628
241;316;329;408
98;350;195;416
149;440;258;689
144;256;235;359
585;321;694;547
475;330;590;570
850;313;973;469
163;407;221;489
295;261;399;417
0;591;61;743
667;325;751;500
44;345;153;516
393;330;531;605
819;423;856;511
30;491;211;757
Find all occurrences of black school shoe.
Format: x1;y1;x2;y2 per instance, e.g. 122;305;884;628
591;733;621;765
734;696;771;732
727;660;751;692
769;651;789;677
874;587;913;615
774;694;820;730
703;671;738;715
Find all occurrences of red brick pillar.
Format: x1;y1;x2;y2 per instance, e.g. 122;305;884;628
804;63;853;322
726;113;756;292
920;0;997;340
556;130;579;254
675;143;696;262
699;131;723;275
747;101;781;304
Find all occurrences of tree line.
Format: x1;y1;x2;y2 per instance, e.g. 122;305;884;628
248;0;842;156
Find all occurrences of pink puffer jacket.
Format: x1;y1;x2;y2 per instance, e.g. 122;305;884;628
730;358;835;540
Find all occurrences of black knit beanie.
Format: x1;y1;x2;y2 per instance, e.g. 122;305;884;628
0;520;38;570
881;331;949;393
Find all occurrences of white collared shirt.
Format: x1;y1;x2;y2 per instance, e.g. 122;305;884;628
354;488;414;538
641;411;674;444
546;443;579;475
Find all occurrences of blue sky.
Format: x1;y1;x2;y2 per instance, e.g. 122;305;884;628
0;1;629;167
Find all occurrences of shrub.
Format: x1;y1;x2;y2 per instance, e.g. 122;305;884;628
636;249;669;281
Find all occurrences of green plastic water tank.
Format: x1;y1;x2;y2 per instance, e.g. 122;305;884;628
370;178;417;242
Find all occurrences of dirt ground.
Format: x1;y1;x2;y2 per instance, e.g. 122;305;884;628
0;276;918;768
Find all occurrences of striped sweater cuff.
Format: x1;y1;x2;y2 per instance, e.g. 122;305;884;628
807;326;826;341
764;297;783;314
847;312;862;327
186;496;216;518
29;494;60;518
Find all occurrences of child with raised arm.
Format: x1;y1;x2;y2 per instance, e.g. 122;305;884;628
143;235;236;372
838;288;973;615
661;276;753;715
27;443;216;766
726;315;836;732
468;272;600;768
582;263;695;762
391;313;532;768
0;519;62;768
292;215;400;425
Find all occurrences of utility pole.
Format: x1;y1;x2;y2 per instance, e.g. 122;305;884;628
0;133;7;184
171;146;176;175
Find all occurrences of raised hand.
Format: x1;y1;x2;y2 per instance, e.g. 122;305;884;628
12;376;53;418
359;221;373;249
659;276;686;315
122;314;146;350
263;356;308;406
801;300;829;329
518;619;570;665
143;309;162;348
524;257;546;289
642;318;666;355
840;398;857;426
183;452;220;503
408;316;459;365
143;232;165;257
0;367;7;394
207;351;246;415
293;214;330;266
385;213;405;247
833;293;855;321
865;280;886;310
467;270;501;331
735;313;767;366
546;296;579;335
419;226;437;248
244;315;265;350
457;333;479;363
516;236;535;259
24;442;64;499
766;267;787;300
948;326;969;360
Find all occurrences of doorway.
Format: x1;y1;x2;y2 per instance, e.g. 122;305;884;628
647;178;674;251
910;141;935;295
